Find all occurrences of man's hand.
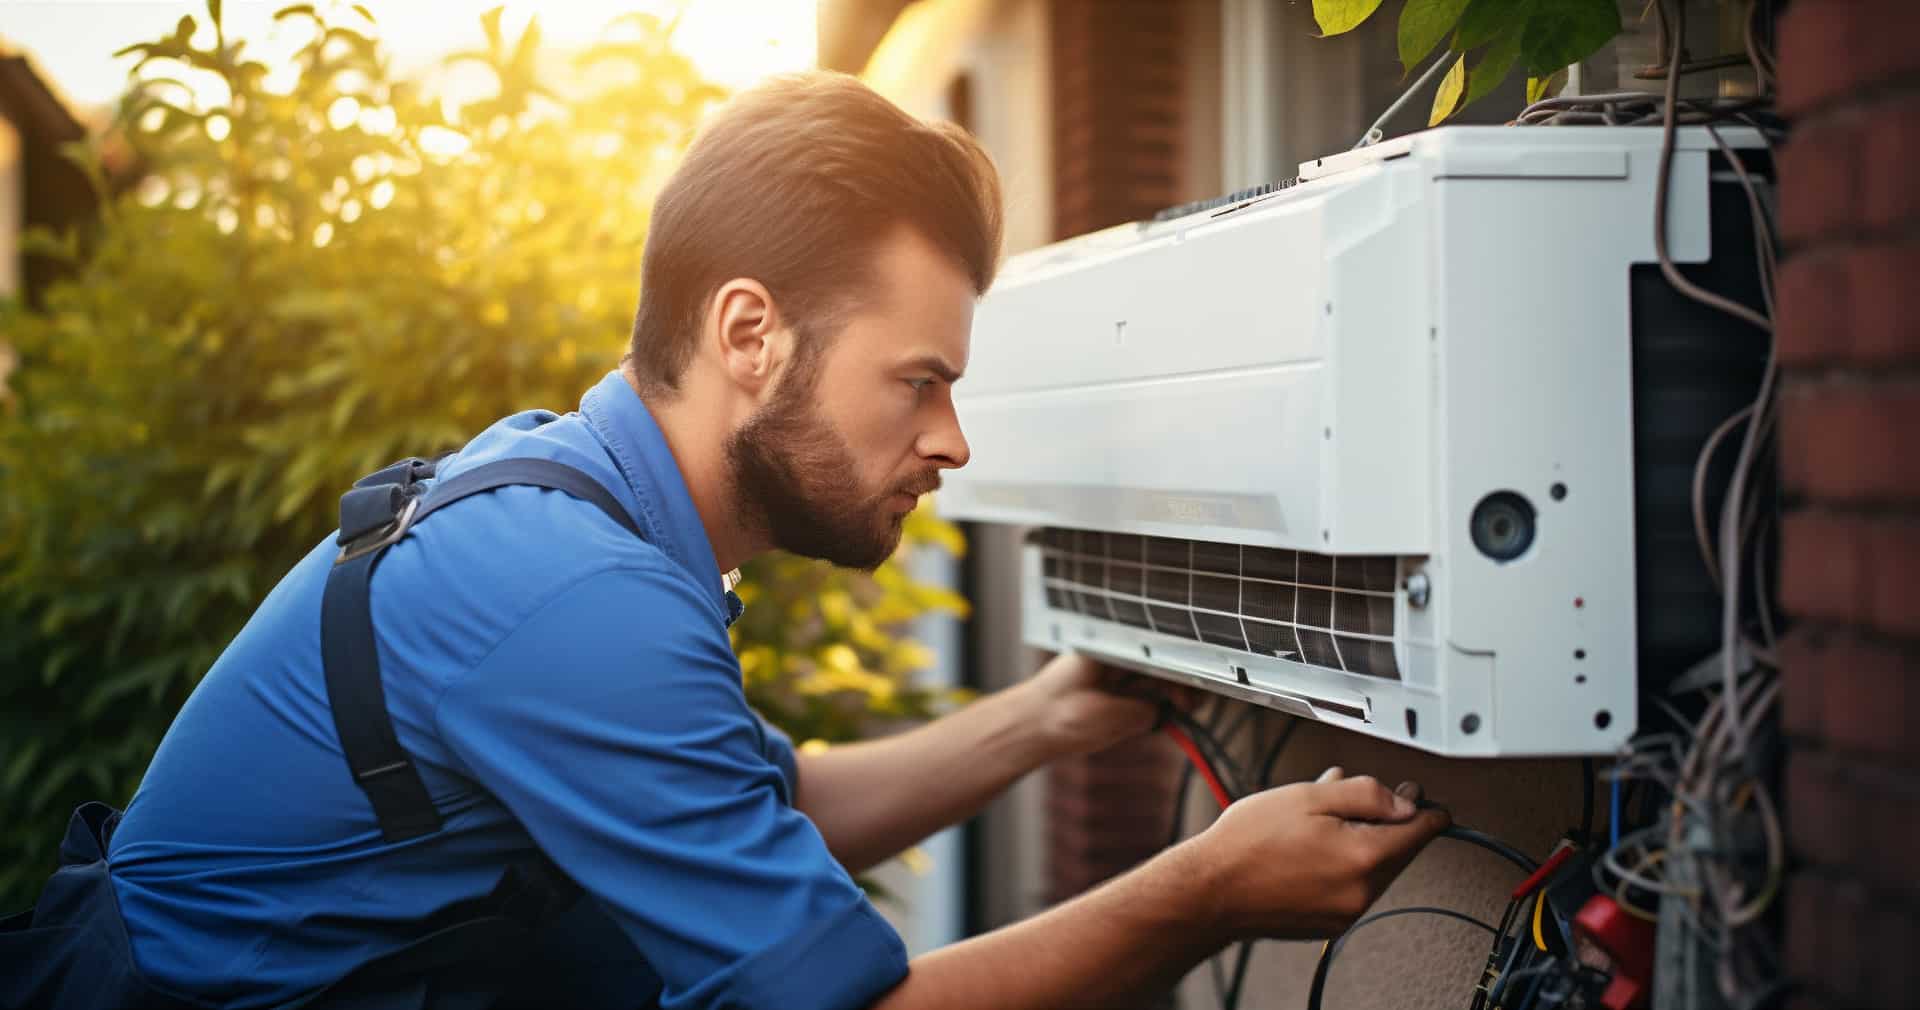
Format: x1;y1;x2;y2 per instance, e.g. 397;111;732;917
1185;767;1450;940
1017;652;1188;760
873;765;1452;1009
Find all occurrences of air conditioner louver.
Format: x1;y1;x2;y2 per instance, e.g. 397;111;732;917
1031;528;1403;680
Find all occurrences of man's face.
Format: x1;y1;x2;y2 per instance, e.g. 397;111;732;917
725;226;976;570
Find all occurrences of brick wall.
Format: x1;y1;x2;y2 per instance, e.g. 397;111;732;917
1775;2;1920;1007
1041;0;1188;930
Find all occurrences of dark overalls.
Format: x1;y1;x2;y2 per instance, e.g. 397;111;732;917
2;456;645;1010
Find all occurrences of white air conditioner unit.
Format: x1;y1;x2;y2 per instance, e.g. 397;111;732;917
939;126;1772;757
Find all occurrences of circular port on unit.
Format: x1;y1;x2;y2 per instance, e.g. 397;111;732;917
1470;491;1537;562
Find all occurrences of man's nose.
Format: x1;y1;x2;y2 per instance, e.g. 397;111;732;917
919;401;970;470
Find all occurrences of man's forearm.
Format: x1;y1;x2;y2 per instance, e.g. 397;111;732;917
793;681;1054;872
872;838;1231;1010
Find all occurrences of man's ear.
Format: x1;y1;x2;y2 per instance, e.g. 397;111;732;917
706;278;790;395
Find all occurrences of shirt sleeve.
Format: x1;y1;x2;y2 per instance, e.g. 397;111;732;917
435;562;908;1010
756;714;801;800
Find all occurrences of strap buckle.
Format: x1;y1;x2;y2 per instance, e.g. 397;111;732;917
335;494;422;566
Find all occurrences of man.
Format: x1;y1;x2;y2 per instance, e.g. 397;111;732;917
6;73;1446;1008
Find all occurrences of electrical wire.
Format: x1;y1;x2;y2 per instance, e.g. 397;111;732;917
1161;705;1247;798
1531;887;1550;952
1484;895;1539;1008
1163;723;1233;809
1304;905;1499;1010
1441;824;1541;874
1579;757;1596;845
1609;774;1622;850
1351;49;1457;150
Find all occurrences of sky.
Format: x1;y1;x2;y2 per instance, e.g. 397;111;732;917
0;0;818;112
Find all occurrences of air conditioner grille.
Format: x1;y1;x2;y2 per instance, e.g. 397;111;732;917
1032;528;1403;680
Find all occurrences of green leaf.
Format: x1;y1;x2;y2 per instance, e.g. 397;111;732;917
1313;0;1389;37
1526;69;1566;103
1456;0;1534;50
3;740;45;793
1429;52;1467;126
1462;30;1523;114
1520;0;1620;76
1398;0;1472;72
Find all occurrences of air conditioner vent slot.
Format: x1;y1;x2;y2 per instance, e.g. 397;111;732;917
1033;528;1403;680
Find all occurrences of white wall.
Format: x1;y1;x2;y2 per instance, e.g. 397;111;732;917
866;0;1053;256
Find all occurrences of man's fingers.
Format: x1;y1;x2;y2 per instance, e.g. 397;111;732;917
1313;773;1418;822
1316;765;1345;784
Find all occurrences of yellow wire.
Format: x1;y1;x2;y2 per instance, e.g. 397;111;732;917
1531;891;1549;951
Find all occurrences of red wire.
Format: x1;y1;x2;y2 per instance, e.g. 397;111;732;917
1162;723;1233;809
1511;844;1575;901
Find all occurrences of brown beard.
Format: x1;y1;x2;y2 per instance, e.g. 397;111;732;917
725;357;938;571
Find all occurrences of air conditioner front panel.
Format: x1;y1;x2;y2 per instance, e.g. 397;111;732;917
938;364;1326;546
949;163;1433;554
944;126;1770;758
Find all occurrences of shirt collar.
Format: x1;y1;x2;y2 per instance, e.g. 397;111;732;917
579;370;741;624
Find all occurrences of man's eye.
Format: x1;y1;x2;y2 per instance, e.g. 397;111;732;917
906;377;934;393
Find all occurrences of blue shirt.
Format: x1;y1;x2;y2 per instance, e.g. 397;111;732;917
108;371;909;1009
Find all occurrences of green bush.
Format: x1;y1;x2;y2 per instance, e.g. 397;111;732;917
0;2;966;909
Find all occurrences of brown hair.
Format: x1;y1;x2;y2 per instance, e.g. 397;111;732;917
627;71;1003;396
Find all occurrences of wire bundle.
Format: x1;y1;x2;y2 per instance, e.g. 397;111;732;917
1513;3;1788;1006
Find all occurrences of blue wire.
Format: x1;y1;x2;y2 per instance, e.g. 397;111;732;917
1608;773;1622;850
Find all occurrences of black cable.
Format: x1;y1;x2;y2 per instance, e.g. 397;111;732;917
1254;715;1301;787
1304;905;1499;1010
1439;825;1541;874
1579;757;1596;845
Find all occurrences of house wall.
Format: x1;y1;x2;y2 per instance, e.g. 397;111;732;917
0;114;19;299
1;114;19;402
1772;2;1920;1007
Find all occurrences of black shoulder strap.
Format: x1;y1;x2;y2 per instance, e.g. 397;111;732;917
320;457;643;843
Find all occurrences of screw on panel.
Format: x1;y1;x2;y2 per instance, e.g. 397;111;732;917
1550;482;1568;501
1404;572;1431;609
1460;713;1481;735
